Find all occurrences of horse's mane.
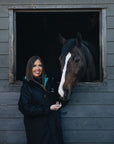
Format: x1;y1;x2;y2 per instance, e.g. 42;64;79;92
61;39;76;59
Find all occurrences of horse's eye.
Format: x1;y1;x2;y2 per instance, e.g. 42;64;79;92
75;58;80;63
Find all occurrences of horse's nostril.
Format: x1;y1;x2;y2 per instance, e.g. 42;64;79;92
63;88;71;100
64;89;69;96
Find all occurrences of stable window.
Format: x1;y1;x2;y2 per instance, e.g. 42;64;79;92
12;11;103;83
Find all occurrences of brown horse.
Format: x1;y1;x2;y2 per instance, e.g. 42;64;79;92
58;33;96;101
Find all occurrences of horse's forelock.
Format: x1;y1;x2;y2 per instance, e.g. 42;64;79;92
61;39;76;59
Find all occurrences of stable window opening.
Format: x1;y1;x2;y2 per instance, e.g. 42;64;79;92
16;11;102;82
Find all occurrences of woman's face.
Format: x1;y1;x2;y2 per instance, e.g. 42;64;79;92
32;59;43;78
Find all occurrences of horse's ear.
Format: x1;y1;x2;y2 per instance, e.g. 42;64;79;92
59;56;62;61
59;34;67;45
76;32;82;48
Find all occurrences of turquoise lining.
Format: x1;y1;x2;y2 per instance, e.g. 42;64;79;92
24;75;48;88
44;74;48;88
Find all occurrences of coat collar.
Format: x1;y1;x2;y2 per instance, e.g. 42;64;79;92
29;80;47;92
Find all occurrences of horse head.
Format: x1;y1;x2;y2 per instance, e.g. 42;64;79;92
58;33;96;101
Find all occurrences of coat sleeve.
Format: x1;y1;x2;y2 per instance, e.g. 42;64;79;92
18;82;50;117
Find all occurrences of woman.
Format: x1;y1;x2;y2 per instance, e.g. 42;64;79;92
18;56;64;144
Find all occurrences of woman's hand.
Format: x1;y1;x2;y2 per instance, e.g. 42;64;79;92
50;101;62;111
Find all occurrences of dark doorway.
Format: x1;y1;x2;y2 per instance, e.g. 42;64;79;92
16;12;100;81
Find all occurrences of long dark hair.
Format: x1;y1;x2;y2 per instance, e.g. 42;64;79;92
26;56;45;85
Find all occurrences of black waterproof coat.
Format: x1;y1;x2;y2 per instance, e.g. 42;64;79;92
18;79;64;144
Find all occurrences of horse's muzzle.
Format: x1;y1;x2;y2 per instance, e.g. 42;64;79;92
61;88;71;101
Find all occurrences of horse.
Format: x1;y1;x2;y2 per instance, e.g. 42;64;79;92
58;33;97;101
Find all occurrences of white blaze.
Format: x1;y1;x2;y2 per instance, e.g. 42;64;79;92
58;52;71;97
